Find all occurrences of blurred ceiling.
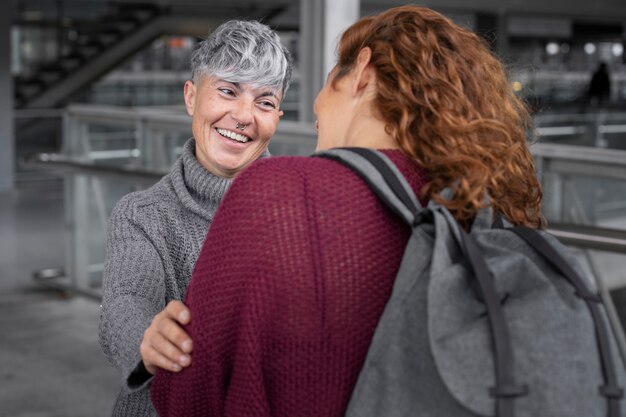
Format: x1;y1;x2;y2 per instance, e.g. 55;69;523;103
13;0;626;27
140;0;626;23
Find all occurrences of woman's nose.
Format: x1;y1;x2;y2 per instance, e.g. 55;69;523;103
231;98;254;125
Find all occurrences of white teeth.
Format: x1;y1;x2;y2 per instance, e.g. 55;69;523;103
216;128;250;143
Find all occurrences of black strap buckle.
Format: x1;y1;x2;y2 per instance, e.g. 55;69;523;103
411;210;431;227
600;384;624;399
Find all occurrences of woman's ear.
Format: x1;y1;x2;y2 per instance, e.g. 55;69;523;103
352;47;374;95
183;80;196;116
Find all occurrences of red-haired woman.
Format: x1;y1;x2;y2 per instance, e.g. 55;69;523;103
151;6;543;416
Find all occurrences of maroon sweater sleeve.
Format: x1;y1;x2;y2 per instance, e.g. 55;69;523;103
151;152;427;417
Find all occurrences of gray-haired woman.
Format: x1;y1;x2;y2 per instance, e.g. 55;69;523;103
98;20;292;417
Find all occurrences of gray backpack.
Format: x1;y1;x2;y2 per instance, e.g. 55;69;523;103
315;148;626;417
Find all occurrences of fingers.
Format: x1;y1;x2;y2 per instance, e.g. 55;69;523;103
165;300;191;326
140;301;193;374
157;312;193;354
140;334;185;374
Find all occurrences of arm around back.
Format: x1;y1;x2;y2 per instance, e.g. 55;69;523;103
151;156;319;416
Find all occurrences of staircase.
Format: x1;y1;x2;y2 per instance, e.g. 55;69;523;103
14;2;167;109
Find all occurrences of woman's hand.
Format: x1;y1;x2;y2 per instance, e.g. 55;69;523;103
140;300;193;375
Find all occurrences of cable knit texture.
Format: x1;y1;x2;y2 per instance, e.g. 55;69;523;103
151;150;428;417
99;138;231;417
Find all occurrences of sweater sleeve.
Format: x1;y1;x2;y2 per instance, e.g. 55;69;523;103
98;196;167;391
151;158;319;416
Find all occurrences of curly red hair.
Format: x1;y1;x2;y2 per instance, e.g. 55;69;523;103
335;6;543;228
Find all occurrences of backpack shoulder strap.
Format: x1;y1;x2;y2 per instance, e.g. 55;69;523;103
313;147;423;226
316;148;526;417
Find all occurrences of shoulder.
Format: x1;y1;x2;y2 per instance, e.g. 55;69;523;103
208;155;350;232
239;150;426;189
221;151;427;212
227;155;343;197
238;154;341;181
234;153;372;186
109;174;175;227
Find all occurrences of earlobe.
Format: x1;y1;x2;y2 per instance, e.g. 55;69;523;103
183;80;196;116
278;110;284;118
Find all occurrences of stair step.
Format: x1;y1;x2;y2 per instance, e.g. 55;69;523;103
14;89;25;101
97;30;121;45
18;82;45;99
77;44;100;57
83;38;105;49
39;68;65;83
113;17;141;33
119;7;159;22
17;77;46;87
59;53;85;70
14;2;164;108
117;3;161;17
76;34;102;46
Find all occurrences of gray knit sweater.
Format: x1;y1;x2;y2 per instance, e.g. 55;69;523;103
99;139;232;417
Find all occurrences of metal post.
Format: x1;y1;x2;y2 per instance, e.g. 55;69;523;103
298;0;359;123
80;122;90;160
595;111;608;148
135;118;146;168
56;0;64;61
542;159;564;222
496;11;510;64
67;174;90;290
0;0;15;190
561;175;570;222
298;0;323;123
322;0;360;79
155;130;168;170
62;111;72;156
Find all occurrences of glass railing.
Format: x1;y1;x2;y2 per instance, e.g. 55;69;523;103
57;104;315;171
25;106;626;327
24;104;316;298
530;132;626;361
534;111;626;150
533;142;626;230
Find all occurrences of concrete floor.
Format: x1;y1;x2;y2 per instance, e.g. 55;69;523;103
0;171;119;417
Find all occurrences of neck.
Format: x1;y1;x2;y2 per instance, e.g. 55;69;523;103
344;109;399;150
344;81;399;150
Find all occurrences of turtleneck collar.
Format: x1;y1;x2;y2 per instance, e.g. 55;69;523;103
170;138;232;221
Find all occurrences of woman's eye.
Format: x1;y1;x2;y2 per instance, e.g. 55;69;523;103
259;101;277;109
218;88;235;96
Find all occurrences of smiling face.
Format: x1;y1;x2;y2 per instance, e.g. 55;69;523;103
184;75;283;178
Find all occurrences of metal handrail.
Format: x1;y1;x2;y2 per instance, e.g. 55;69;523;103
531;142;626;181
26;153;626;256
548;223;626;254
29;153;167;180
535;112;626;124
531;142;626;165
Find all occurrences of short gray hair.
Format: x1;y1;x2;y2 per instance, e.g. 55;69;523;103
191;20;293;96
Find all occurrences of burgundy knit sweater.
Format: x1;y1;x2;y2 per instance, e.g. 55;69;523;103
151;149;428;417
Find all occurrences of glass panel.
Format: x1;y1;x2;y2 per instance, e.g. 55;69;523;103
65;173;157;292
542;174;626;231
